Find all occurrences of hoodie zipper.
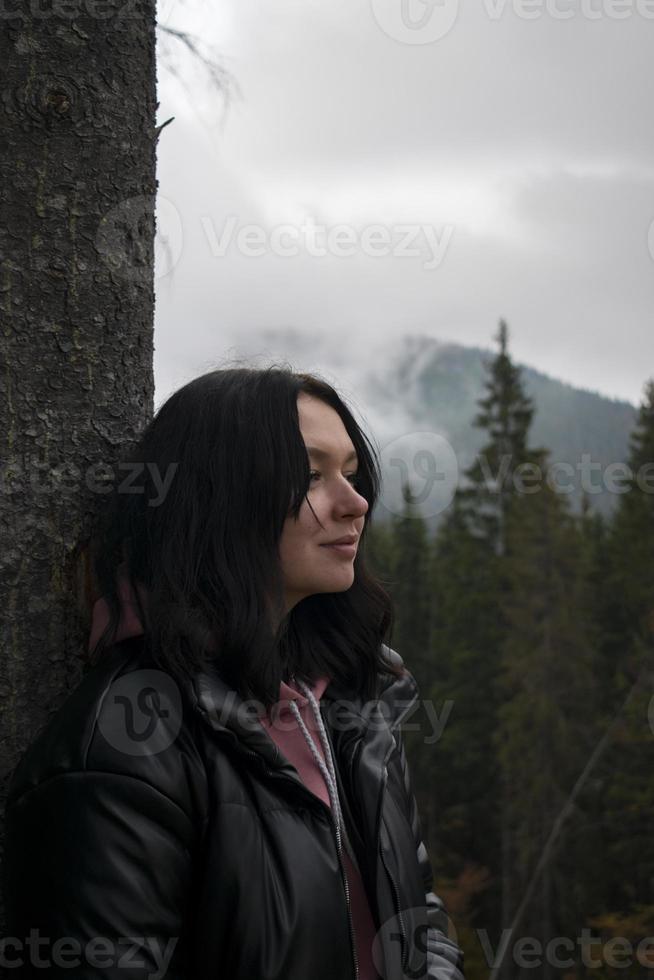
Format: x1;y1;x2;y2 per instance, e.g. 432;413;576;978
238;746;359;980
331;791;360;980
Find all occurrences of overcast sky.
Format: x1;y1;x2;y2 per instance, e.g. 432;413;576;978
152;0;654;412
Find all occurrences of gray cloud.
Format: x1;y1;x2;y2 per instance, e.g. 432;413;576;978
153;0;654;409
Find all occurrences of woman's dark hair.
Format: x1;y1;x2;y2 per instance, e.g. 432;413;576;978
88;362;402;709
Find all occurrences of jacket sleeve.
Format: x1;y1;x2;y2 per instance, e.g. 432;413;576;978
393;728;466;980
378;648;465;979
3;769;195;979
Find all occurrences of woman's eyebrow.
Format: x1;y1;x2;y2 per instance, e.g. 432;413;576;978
306;446;359;464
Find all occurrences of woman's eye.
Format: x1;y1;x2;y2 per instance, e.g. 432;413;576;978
308;471;359;485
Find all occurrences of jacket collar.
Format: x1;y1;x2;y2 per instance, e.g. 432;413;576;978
107;634;418;771
186;665;364;769
185;645;419;770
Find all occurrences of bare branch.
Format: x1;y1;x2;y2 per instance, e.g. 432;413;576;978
156;23;241;126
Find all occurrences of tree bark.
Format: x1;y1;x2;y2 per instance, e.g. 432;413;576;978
0;0;157;933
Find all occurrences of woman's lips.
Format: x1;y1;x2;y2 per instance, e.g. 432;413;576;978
320;543;357;557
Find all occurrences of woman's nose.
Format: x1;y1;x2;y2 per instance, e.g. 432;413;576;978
338;484;368;517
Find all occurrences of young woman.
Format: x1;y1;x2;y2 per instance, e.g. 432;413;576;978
3;365;465;980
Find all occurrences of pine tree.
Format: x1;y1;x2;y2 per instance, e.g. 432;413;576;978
604;378;654;680
589;379;654;933
494;479;602;979
427;493;502;921
389;480;432;686
426;320;551;957
363;517;396;591
458;319;548;558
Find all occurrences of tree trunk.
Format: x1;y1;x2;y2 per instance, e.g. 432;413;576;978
0;0;157;933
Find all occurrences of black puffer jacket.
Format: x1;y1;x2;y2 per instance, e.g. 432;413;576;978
3;635;465;980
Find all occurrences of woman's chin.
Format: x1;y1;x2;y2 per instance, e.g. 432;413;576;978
323;570;356;593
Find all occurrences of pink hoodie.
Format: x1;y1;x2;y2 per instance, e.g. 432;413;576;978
88;573;381;979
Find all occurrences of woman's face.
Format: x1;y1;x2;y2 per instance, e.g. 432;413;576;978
278;393;369;612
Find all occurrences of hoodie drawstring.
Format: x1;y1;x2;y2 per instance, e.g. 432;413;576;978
288;679;360;872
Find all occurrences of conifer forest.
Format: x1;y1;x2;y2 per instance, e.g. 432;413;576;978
366;321;654;979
